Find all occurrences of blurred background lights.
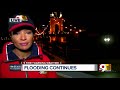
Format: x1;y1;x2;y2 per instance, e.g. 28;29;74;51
101;34;114;45
104;37;110;42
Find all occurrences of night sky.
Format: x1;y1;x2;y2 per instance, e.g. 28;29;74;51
0;0;120;34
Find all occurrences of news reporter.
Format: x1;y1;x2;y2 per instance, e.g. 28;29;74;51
0;14;57;78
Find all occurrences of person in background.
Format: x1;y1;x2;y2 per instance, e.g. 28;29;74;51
0;14;58;78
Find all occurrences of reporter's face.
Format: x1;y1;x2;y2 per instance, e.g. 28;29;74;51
11;29;34;51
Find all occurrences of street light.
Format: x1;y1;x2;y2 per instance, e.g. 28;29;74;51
104;37;110;42
101;34;114;45
75;31;78;34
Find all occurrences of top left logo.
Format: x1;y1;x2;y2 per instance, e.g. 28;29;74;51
9;15;28;23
